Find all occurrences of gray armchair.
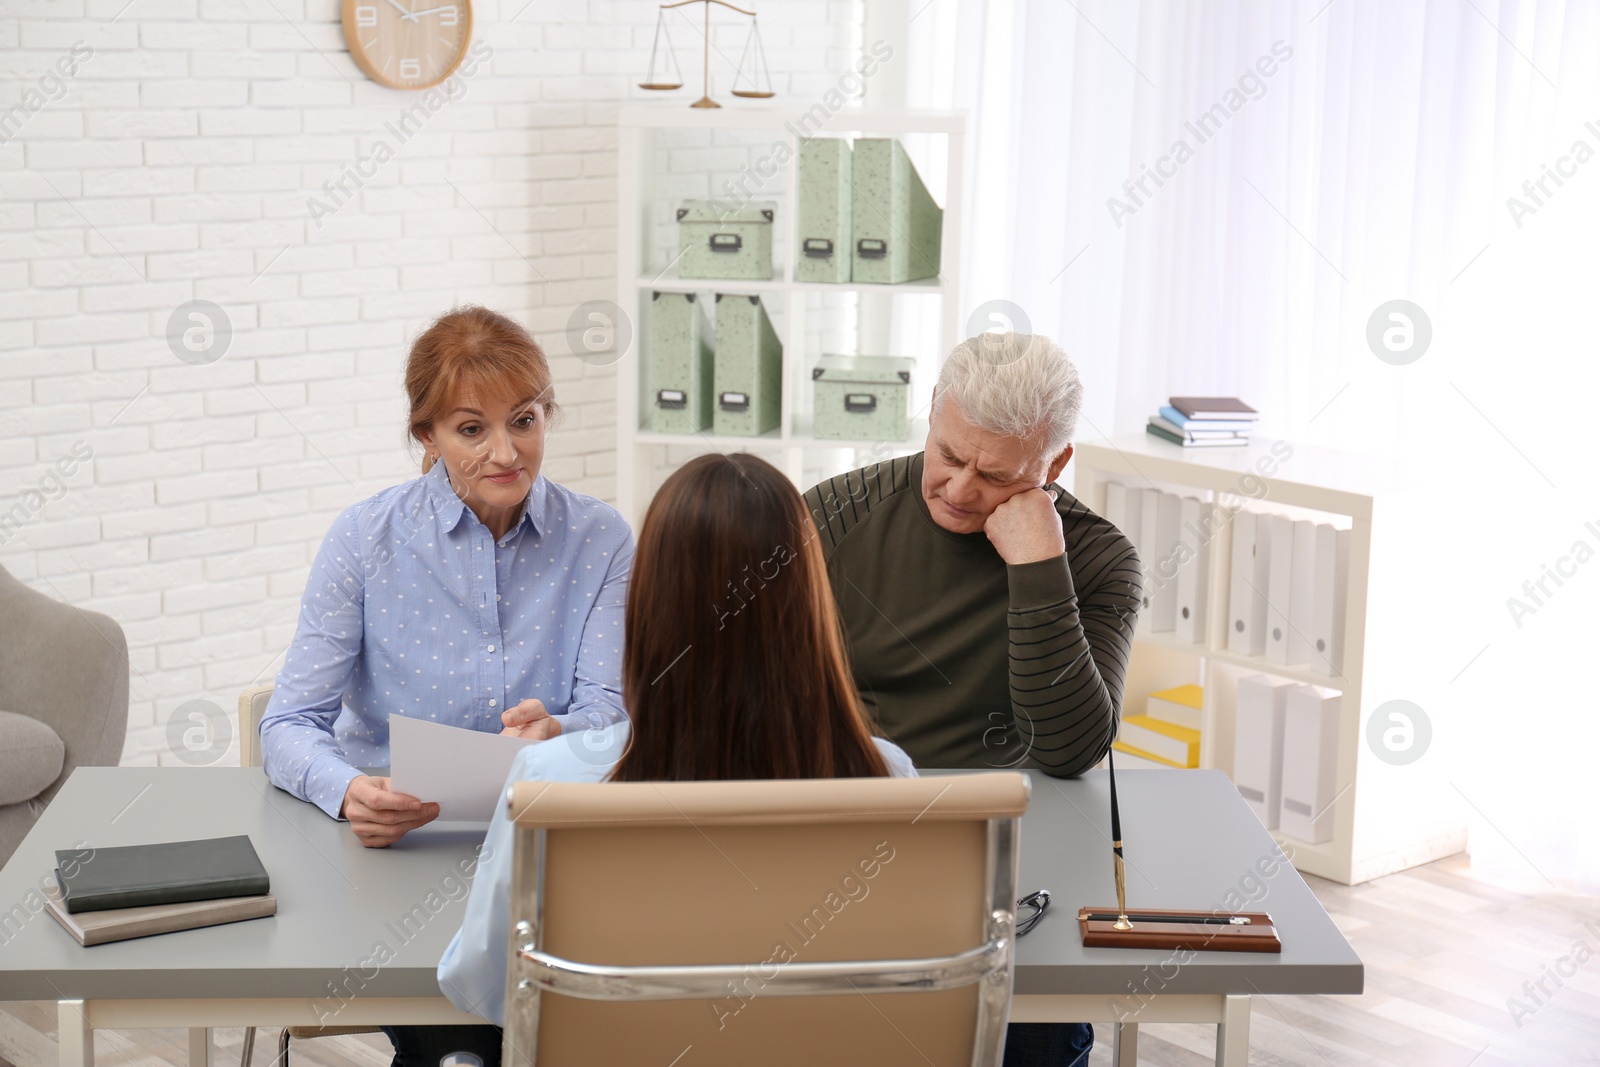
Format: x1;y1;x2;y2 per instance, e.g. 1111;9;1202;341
0;563;128;868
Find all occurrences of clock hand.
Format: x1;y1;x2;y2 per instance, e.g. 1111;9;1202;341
382;0;428;22
406;4;456;17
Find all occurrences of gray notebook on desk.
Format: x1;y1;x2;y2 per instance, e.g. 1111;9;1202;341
54;834;270;913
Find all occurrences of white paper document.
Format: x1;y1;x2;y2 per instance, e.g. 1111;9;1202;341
389;715;539;822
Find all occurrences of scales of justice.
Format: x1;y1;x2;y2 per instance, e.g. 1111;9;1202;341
639;0;775;108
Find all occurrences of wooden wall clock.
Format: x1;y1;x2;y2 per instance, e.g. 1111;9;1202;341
341;0;474;89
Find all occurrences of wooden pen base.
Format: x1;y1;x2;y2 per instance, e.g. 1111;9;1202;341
1077;907;1283;953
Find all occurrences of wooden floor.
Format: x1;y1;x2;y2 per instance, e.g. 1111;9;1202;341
3;852;1597;1066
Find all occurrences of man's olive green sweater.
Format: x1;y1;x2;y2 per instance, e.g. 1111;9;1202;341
804;453;1143;777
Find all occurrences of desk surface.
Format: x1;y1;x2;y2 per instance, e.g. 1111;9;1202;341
1008;768;1361;996
0;767;480;1002
0;767;1361;1003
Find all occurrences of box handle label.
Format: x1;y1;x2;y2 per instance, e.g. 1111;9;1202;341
844;393;878;413
856;238;887;259
802;238;834;257
656;389;688;410
718;392;750;412
709;233;743;253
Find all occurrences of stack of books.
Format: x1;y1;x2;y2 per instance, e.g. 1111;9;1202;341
45;834;275;946
1111;684;1203;769
1147;396;1257;447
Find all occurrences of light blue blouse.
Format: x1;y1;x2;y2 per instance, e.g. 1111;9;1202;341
435;723;919;1025
261;461;633;818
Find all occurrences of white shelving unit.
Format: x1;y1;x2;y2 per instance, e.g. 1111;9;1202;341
614;104;967;525
1075;434;1468;886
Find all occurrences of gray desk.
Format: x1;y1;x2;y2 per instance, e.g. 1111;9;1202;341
0;767;1361;1067
1005;769;1362;1064
0;767;484;1066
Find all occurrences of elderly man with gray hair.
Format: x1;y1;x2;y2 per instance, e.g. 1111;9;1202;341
804;332;1142;1066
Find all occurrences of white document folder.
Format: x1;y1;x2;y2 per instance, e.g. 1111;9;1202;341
1148;491;1182;633
1288;519;1317;665
1264;514;1294;664
1227;510;1270;656
1311;524;1351;677
1104;480;1127;534
1233;674;1297;829
1278;684;1341;844
1175;497;1212;644
1133;488;1158;634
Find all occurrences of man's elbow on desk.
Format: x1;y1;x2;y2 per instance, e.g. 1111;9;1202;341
1028;729;1116;780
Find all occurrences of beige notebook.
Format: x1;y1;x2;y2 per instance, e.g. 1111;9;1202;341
44;886;276;946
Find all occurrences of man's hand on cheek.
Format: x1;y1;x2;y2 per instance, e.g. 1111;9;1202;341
983;487;1066;565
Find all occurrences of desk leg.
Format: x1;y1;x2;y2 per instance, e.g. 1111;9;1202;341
1215;994;1251;1067
58;1000;93;1067
1112;1021;1138;1066
187;1028;213;1067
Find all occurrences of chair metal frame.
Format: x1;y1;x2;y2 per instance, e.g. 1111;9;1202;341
502;786;1021;1067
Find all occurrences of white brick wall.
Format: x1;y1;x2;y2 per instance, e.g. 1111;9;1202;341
1;0;863;767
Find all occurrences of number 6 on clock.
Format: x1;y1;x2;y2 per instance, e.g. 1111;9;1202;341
340;0;474;90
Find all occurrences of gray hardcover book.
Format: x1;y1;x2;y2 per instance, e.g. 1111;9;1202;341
713;294;782;437
44;886;277;946
54;834;269;914
851;138;943;284
796;138;852;283
647;290;715;434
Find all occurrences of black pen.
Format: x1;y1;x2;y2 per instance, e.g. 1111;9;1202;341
1109;747;1132;930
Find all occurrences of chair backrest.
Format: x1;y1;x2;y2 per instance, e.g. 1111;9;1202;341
237;685;274;768
0;563;128;804
502;773;1029;1067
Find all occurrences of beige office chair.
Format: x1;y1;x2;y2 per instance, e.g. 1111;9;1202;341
236;685;382;1067
502;772;1030;1066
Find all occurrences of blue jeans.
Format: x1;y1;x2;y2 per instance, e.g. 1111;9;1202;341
1004;1022;1094;1067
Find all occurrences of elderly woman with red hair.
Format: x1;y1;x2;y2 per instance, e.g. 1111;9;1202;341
261;305;631;848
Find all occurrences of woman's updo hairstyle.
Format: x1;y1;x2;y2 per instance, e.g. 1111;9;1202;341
405;305;559;474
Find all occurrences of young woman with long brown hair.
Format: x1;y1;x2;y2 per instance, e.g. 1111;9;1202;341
435;453;914;1048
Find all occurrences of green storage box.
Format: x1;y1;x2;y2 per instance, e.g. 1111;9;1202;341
677;199;776;281
811;355;915;442
713;294;782;437
796;138;852;283
851;139;943;284
647;290;714;434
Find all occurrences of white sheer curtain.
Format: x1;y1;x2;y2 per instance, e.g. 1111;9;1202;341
904;0;1600;892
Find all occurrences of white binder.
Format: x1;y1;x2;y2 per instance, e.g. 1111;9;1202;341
1288;519;1317;664
1133;488;1158;634
1233;674;1297;829
1311;524;1351;677
1264;514;1294;664
1175;497;1211;644
1148;491;1181;633
1279;684;1341;844
1227;510;1270;656
1104;481;1127;534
